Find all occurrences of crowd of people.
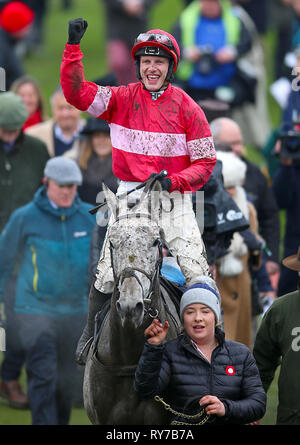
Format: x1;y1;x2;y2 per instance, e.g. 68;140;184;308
0;0;300;426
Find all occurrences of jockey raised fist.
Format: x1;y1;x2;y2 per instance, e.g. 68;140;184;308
68;18;88;44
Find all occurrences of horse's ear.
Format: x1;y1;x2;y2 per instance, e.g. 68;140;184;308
102;183;118;219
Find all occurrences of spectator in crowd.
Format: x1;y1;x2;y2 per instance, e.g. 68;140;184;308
229;2;271;150
233;0;269;36
253;246;300;425
173;0;253;107
215;150;263;348
0;90;49;409
134;275;266;425
0;1;35;89
210;117;280;290
10;75;46;131
267;0;293;80
102;0;159;85
0;157;95;425
25;85;85;157
272;139;300;296
0;91;49;230
21;0;48;56
64;117;119;204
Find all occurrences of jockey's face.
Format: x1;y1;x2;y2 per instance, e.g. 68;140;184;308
140;55;169;91
46;179;77;208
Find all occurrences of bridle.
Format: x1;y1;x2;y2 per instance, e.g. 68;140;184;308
109;212;165;319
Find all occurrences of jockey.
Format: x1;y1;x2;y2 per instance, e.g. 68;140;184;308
60;19;217;359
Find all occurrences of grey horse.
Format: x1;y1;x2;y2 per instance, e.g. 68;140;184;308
83;182;182;425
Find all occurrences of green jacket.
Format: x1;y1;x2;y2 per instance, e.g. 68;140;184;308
0;133;50;232
253;290;300;425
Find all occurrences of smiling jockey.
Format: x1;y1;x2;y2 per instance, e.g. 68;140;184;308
60;19;216;359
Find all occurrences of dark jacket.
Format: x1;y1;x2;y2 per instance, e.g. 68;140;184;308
254;290;300;425
134;327;266;424
0;28;24;89
0;132;50;232
272;163;300;253
103;0;158;44
243;157;280;263
272;163;300;295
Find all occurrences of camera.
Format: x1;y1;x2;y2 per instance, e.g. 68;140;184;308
197;45;216;75
278;121;300;161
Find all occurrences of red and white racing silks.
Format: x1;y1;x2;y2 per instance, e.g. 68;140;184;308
60;44;216;193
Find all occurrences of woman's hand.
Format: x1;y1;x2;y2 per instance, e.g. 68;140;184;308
199;395;225;417
144;318;169;345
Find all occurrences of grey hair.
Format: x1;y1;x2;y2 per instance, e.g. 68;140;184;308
50;85;64;107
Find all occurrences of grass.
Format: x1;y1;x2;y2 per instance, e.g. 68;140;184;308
1;0;282;426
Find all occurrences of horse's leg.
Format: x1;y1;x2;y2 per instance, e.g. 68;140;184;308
76;284;111;363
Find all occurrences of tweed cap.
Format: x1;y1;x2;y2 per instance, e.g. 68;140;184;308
44;157;82;185
180;277;221;323
0;92;28;130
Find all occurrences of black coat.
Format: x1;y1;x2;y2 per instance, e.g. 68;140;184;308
243;157;280;263
134;328;266;425
0;29;24;89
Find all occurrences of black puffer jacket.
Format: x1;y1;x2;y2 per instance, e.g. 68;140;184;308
134;328;266;424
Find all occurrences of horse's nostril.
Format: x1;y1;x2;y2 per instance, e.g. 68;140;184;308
135;302;144;317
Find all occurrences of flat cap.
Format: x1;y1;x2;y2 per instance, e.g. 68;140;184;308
44;156;82;185
0;92;28;130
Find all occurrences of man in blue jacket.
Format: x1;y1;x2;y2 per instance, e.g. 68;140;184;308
0;156;95;425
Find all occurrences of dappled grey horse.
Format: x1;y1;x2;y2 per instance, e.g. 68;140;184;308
83;182;181;425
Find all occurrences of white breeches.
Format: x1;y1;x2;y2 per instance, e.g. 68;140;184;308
94;181;210;293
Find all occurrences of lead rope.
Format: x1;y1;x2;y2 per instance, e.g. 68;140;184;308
154;396;211;425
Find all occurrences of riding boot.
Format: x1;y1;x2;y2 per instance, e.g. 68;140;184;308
76;284;111;365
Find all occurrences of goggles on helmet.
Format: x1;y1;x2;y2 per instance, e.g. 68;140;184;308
135;33;174;48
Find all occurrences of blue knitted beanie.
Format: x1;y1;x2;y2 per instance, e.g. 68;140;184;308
180;280;221;322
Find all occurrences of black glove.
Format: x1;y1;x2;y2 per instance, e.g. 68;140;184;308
68;18;88;44
148;173;172;191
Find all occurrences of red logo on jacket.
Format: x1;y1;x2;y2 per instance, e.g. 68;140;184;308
225;366;236;376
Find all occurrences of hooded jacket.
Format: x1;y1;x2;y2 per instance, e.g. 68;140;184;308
0;187;95;317
134;327;266;424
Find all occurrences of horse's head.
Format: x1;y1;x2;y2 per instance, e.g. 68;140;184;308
103;183;165;328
